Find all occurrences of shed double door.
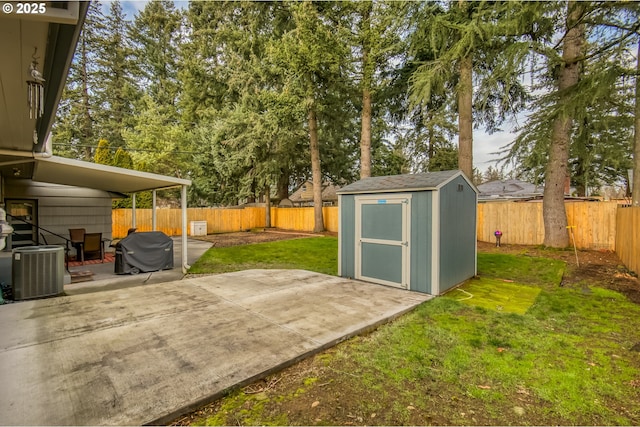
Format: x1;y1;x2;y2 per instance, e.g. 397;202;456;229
355;195;411;289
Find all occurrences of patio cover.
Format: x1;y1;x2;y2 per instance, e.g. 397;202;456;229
25;154;192;274
32;155;190;193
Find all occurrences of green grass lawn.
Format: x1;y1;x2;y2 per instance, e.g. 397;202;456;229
185;238;640;425
188;236;338;275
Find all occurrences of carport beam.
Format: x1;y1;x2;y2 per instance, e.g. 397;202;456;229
181;184;189;274
132;193;136;228
152;190;157;231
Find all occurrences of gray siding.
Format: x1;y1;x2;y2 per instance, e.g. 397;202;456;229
5;180;114;246
409;191;432;294
438;176;477;292
339;195;355;278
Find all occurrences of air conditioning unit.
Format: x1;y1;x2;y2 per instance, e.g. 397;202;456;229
12;246;65;300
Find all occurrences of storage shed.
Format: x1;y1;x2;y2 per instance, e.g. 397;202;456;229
337;170;477;295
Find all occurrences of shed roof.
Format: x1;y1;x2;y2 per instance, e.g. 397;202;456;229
337;170;476;195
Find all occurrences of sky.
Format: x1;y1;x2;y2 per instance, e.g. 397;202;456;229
106;0;516;175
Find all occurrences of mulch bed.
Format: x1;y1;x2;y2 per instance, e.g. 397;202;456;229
191;228;336;248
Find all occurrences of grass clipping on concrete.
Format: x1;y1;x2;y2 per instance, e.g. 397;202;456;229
182;241;640;426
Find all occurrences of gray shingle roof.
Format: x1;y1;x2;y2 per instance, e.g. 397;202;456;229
337;170;466;194
477;179;542;199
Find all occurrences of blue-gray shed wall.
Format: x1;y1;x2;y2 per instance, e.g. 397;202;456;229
438;176;477;292
409;191;433;294
339;195;356;278
340;191;435;293
339;175;476;295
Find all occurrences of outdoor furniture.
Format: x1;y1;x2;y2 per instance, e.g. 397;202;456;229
80;232;104;265
69;228;85;259
115;231;173;274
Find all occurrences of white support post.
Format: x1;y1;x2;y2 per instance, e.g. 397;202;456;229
152;190;157;231
132;193;137;228
181;185;189;274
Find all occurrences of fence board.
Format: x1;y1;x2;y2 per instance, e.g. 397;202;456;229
115;202;618;250
477;201;619;250
616;207;640;275
112;206;338;238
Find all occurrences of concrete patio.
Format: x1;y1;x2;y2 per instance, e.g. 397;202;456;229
0;266;431;425
63;237;214;295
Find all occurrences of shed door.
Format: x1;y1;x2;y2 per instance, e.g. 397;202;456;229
355;195;411;289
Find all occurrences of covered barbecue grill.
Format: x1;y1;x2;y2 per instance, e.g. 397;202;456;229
115;231;174;274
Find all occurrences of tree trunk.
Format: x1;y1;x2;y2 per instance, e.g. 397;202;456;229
265;184;271;228
277;169;289;201
359;2;372;179
308;105;325;233
632;39;640;206
360;85;372;178
427;121;435;163
457;54;473;179
543;1;584;247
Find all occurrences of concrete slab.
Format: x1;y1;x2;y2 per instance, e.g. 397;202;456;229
63;237;213;295
0;269;431;426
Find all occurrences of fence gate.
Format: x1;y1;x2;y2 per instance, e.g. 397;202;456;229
354;195;411;289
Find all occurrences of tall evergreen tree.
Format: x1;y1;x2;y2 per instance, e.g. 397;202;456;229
180;1;308;205
633;38;640;206
94;0;137;148
128;0;182;117
53;1;104;160
350;1;405;178
542;1;586;247
268;1;355;232
501;1;639;245
409;1;530;179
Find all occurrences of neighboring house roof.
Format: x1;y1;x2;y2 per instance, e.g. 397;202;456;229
477;179;543;200
290;181;339;203
337;170;476;195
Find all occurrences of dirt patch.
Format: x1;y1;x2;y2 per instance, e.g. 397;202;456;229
478;241;640;304
191;228;336;248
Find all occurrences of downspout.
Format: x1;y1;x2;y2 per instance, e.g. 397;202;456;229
181;184;189;274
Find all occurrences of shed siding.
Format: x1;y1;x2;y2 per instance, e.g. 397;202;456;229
5;180;114;246
438;176;476;292
339;195;356;278
338;171;477;295
410;191;432;294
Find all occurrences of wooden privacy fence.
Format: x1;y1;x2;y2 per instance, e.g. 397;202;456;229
116;203;616;249
112;206;339;238
616;207;640;275
114;202;639;274
477;201;619;251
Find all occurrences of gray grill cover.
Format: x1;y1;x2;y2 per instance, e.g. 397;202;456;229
115;231;173;274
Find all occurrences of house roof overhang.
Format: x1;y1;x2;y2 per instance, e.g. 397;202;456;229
0;1;89;153
0;2;191;196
